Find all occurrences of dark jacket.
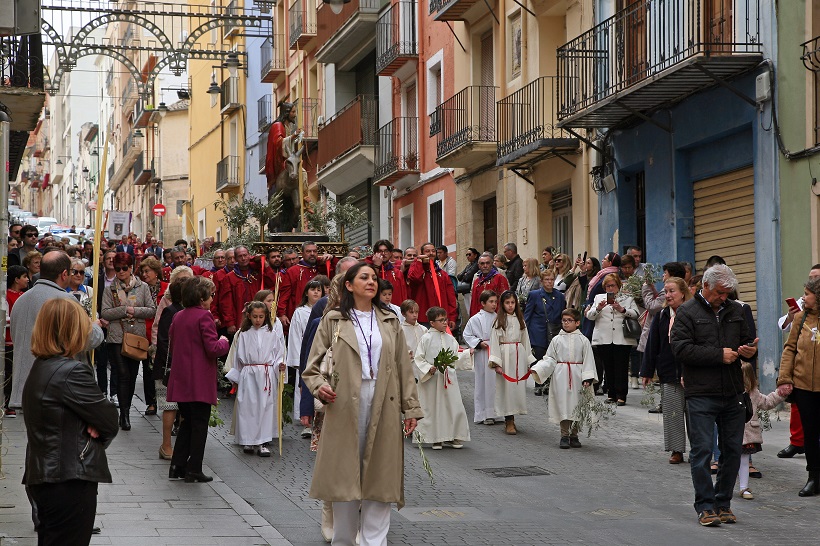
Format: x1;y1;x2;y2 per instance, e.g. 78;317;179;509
22;356;119;486
456;261;479;286
670;292;755;398
523;287;566;349
153;302;182;382
641;307;680;384
299;296;329;418
505;254;524;291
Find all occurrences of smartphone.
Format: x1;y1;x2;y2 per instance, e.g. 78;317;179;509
582;251;588;263
606;292;615;304
786;297;800;311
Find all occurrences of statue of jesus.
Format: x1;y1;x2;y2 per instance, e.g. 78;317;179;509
266;101;305;232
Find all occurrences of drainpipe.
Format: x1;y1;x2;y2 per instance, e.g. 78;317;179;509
0;112;9;425
498;0;507;243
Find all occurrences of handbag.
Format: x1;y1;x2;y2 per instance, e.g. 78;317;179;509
161;333;173;387
314;320;340;413
741;391;754;423
623;315;642;339
456;281;471;294
122;326;149;361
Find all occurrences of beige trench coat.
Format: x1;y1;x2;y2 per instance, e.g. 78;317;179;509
302;307;423;509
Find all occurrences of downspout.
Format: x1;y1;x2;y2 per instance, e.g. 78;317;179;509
498;0;507;242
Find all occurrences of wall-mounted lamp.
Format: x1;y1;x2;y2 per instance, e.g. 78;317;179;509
207;72;221;95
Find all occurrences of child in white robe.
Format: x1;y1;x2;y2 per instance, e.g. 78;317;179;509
530;308;597;448
463;290;501;425
413;306;471;449
225;301;285;457
400;299;427;360
286;279;325;434
489;290;536;435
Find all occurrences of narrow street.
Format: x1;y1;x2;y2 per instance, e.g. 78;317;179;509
3;369;818;546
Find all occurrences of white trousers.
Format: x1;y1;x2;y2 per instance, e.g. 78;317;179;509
331;380;391;546
738;453;750;491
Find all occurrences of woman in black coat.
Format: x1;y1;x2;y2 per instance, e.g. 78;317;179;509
640;277;691;464
23;298;119;545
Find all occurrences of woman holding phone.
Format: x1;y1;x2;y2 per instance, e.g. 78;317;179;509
585;273;640;404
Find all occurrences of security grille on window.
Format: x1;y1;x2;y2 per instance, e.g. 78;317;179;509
429;200;443;247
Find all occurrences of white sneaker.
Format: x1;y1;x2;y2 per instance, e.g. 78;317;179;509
257;444;271;457
301;427;312;439
740;488;754;500
110;396;119;408
450;439;463;449
483;418;495;425
431;443;443;450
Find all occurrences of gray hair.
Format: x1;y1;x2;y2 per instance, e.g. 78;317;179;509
479;252;494;261
169;265;193;283
504;242;517;253
335;256;359;274
301;241;316;251
702;264;738;291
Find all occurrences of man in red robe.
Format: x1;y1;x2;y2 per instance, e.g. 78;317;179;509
407;243;457;328
286;241;336;317
469;252;510;318
365;239;407;305
218;246;262;334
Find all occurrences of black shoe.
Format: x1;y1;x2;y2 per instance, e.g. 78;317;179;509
569;437;582;448
799;471;820;497
534;386;543;396
648;405;662;414
169;465;186;480
119;412;131;431
777;444;805;458
92;526;101;535
144;405;157;416
184;471;214;483
559;436;570;449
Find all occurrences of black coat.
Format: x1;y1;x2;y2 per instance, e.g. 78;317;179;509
505;254;524;292
670;292;755;398
641;307;680;384
22;356;119;486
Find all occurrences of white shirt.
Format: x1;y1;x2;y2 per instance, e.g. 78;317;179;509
352;308;383;380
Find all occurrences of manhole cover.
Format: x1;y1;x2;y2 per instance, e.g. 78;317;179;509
588;508;635;518
476;466;553;478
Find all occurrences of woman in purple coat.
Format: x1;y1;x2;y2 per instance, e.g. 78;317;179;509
167;276;229;483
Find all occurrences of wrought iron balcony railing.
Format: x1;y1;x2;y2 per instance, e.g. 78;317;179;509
557;0;762;124
259;132;268;174
497;76;577;166
376;1;418;76
316;0;381;63
220;77;240;114
289;0;317;48
258;94;273;133
436;85;496;158
216;155;241;192
317;95;377;170
295;97;321;140
260;35;286;82
224;0;241;38
375;117;418;183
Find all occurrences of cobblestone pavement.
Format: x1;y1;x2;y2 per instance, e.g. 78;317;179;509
3;369;820;546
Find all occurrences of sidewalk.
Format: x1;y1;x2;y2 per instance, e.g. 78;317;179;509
0;385;292;546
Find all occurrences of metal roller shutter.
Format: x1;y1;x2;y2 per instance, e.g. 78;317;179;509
338;181;371;249
693;166;756;317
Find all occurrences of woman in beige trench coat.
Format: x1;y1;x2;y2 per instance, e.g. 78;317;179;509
303;262;424;546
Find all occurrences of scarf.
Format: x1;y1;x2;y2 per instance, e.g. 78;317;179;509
475;267;500;286
587;266;619;293
113;275;139;307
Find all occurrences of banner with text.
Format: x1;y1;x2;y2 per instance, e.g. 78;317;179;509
107;211;132;240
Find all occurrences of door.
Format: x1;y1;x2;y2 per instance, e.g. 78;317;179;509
618;0;648;86
693;166;756;316
479;32;494;141
483;196;498;255
705;0;733;54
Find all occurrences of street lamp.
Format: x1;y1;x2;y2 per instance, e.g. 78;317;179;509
223;52;241;78
82;166;89;181
207;72;221;95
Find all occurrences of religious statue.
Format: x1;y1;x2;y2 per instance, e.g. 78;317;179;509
266;101;306;232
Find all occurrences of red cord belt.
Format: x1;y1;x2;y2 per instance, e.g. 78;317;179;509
245;363;272;395
497;342;531;383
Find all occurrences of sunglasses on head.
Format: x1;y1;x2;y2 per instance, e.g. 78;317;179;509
114;266;130;272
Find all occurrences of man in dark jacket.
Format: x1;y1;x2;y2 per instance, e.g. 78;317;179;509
503;242;524;290
670;264;758;527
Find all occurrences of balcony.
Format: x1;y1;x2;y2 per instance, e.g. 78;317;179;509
259;133;268;174
134;98;153;128
133;153;156;186
557;0;763;129
289;0;317;49
376;1;418;76
435;85;497;169
295;97;321;141
374;116;419;187
216;155;241;192
220;77;240;115
223;0;241;38
1;35;46;180
260;35;286;83
497;76;578;168
317;95;377;194
429;0;488;23
258;95;273;132
316;0;381;67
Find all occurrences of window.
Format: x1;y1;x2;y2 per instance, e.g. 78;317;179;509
399;203;414;250
551;188;573;255
509;12;522;79
429;200;443;247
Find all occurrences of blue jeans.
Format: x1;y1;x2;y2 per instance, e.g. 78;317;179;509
687;395;745;513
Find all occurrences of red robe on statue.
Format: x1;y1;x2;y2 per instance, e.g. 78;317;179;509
265;121;287;190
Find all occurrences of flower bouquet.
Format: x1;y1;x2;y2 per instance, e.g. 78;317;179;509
433;347;459;374
571;385;616;438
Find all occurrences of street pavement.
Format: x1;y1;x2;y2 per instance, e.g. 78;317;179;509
3;368;820;546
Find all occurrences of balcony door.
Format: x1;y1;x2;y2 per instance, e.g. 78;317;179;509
705;0;733;54
483;196;497;255
618;0;647;86
479;32;494;141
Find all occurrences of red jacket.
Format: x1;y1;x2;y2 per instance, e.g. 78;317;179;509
218;268;262;330
144;281;168;343
365;257;408;305
208;267;230;326
287;259;335;316
248;256;292;320
406;259;457;322
469;270;510;318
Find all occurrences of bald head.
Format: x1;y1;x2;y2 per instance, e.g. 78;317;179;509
41;250;72;287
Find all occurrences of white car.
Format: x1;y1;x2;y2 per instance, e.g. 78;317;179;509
35;217;59;232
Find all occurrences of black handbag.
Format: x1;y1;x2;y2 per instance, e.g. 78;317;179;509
623;316;642;339
456;281;472;294
741;391;753;423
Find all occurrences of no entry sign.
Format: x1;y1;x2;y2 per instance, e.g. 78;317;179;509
152;203;167;217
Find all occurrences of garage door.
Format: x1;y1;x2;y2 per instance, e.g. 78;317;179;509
693;166;756;317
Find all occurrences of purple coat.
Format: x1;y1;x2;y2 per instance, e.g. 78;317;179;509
166;306;229;405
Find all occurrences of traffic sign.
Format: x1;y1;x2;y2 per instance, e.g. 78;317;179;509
152;203;167;217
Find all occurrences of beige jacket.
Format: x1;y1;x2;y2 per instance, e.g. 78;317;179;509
777;309;820;392
302;307;423;509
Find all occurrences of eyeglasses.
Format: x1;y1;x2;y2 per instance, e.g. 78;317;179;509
25;233;38;237
114;266;130;272
71;269;85;275
432;318;448;323
561;318;578;323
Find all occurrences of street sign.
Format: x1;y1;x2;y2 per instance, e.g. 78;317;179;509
152;203;167;217
87;201;97;211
